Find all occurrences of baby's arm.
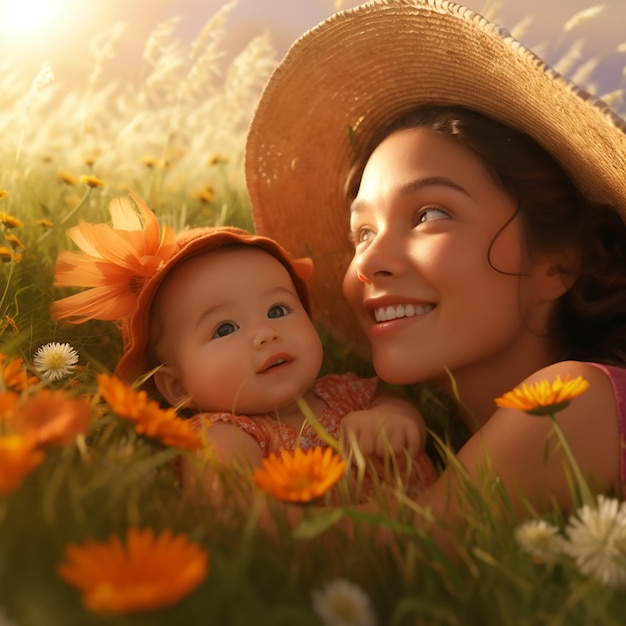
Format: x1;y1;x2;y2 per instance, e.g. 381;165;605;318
340;388;426;460
180;421;264;506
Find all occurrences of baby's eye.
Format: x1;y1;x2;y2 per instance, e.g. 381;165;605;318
213;322;238;338
417;207;449;224
267;304;289;319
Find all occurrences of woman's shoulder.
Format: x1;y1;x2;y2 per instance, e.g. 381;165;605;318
522;360;623;388
519;360;623;418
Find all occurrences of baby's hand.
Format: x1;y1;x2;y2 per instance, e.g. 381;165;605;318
339;407;422;460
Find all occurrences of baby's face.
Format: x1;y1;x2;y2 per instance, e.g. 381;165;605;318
153;246;323;415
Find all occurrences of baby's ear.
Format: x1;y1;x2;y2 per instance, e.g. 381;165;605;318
154;366;190;407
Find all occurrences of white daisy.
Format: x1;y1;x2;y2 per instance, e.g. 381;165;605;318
33;342;79;381
312;578;377;626
515;519;567;560
564;495;626;588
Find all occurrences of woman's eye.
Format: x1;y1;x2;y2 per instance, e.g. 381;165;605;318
350;227;374;246
214;322;238;338
268;304;289;319
417;207;449;224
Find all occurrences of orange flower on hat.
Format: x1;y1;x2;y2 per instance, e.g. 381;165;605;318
252;446;346;503
57;527;208;613
51;192;178;323
98;374;202;452
0;434;45;495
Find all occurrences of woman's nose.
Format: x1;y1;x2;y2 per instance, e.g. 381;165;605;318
354;232;407;283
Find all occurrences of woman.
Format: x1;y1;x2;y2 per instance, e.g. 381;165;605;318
244;0;626;536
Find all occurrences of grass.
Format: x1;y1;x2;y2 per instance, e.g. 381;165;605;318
1;3;626;625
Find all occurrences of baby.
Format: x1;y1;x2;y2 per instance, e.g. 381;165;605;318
52;197;437;503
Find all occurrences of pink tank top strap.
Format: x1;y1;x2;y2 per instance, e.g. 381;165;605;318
588;363;626;495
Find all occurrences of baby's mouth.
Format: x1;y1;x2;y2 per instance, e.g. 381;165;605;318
373;303;435;323
258;354;293;373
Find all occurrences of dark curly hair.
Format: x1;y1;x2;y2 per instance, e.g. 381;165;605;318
345;105;626;366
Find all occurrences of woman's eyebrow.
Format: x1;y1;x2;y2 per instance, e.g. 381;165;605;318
349;175;471;213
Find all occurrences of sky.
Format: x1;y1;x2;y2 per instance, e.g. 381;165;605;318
1;0;624;96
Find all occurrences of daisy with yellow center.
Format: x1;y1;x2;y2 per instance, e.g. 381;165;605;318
33;342;79;381
57;527;209;614
252;446;346;503
98;374;202;451
312;578;377;626
515;519;567;561
494;375;589;416
0;434;45;495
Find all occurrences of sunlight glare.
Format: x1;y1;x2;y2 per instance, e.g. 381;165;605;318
0;0;77;49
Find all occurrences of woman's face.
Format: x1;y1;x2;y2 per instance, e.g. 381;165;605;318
342;126;560;387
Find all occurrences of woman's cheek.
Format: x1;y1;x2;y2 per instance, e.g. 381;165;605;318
342;261;363;313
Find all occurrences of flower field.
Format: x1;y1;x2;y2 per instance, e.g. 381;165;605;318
2;3;626;625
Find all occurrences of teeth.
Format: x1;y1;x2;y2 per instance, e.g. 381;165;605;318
374;303;434;322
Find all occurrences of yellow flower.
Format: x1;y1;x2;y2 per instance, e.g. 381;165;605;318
36;218;54;229
79;174;104;189
57;528;208;614
252;446;346;503
192;185;214;203
494;375;589;416
0;435;45;495
0;190;7;200
4;233;25;249
0;246;21;263
207;154;228;166
140;155;159;168
98;374;202;451
0;212;23;229
57;168;78;186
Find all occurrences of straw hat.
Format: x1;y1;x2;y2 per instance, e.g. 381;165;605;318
114;226;313;384
245;0;626;359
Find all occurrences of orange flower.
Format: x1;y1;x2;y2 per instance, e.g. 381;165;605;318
0;354;39;391
8;389;91;446
0;391;19;420
57;527;208;614
98;374;202;451
252;446;346;503
494;375;590;416
0;435;45;495
51;192;177;323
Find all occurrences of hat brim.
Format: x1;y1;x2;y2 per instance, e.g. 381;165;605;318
245;0;626;359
